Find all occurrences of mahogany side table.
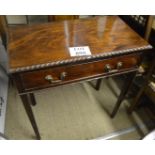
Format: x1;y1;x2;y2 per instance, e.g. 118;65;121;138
8;16;153;139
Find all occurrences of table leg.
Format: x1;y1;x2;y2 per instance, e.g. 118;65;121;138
95;79;102;90
111;71;137;118
29;93;37;106
128;88;144;113
20;94;41;140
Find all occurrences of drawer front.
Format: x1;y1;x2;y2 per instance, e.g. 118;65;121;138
20;55;140;90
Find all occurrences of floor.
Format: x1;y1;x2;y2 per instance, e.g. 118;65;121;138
4;77;154;140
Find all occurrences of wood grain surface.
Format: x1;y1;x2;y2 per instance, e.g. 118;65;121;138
19;54;140;91
8;16;151;72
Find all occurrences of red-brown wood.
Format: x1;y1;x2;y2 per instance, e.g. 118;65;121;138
7;16;153;139
48;15;79;22
8;16;150;72
20;54;140;91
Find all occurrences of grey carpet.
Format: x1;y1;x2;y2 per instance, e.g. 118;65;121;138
5;78;146;139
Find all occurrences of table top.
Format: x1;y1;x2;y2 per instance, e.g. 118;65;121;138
8;16;152;73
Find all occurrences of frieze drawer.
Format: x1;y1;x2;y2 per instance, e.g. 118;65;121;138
20;55;140;91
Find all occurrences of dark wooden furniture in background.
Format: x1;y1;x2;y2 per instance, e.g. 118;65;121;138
119;16;150;38
120;16;154;43
7;16;153;139
128;17;155;114
48;15;79;22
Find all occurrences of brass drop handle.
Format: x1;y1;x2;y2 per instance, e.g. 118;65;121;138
45;75;61;83
45;72;67;84
104;64;120;73
104;64;111;72
45;75;53;82
117;62;123;69
60;72;67;80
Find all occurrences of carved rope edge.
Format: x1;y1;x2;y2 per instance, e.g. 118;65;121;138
10;45;153;73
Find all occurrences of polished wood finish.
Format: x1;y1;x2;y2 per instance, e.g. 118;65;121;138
8;16;153;139
96;15;152;91
19;55;140;92
8;16;149;72
48;15;79;22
